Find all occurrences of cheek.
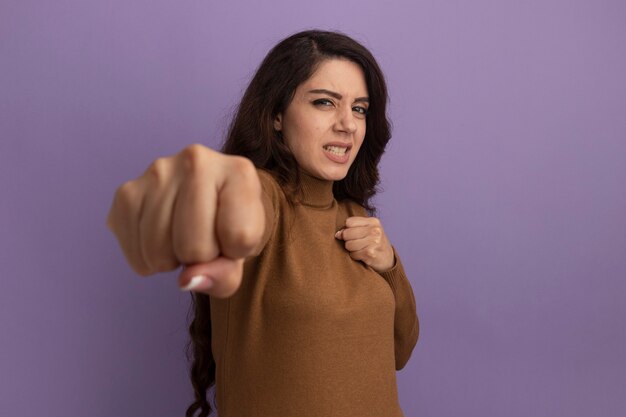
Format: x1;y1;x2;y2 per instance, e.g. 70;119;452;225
355;128;366;151
285;114;317;143
285;134;311;161
294;126;322;152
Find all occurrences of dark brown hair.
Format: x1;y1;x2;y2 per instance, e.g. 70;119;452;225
185;29;392;417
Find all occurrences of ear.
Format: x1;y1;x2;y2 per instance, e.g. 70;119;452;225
273;113;282;131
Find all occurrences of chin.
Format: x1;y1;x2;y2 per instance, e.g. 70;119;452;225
305;160;353;181
321;170;349;181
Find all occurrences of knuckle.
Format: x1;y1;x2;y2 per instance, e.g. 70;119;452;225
223;225;263;256
114;180;139;207
146;157;169;183
232;155;255;171
231;156;257;179
230;157;261;196
116;180;134;197
181;144;211;174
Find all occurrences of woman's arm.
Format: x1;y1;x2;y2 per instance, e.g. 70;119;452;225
336;216;419;370
378;251;419;370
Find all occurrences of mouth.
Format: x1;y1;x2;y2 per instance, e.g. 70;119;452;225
322;143;352;164
323;144;351;156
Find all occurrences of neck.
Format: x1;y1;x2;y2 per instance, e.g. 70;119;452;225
297;170;335;208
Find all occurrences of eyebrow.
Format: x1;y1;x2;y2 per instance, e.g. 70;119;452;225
308;89;369;104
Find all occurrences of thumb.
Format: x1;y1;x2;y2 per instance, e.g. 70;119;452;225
334;229;344;240
178;257;244;298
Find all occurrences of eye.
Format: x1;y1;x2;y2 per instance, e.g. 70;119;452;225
313;98;334;107
352;106;368;116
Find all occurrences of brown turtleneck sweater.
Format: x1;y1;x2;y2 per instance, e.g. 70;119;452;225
209;170;419;417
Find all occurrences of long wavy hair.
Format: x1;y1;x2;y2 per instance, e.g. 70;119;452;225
185;29;392;417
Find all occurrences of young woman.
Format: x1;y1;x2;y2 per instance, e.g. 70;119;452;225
107;30;419;417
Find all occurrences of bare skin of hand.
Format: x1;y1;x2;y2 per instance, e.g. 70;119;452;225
335;216;395;273
106;144;265;298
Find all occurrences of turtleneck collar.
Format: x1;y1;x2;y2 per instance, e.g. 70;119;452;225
297;170;335;208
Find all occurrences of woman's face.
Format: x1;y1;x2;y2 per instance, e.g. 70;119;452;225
274;58;369;181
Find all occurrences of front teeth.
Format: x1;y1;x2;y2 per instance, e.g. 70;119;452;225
324;145;347;156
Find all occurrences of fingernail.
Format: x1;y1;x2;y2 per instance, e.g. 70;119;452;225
335;230;342;239
181;275;212;291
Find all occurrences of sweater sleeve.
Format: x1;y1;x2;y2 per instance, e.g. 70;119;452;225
379;248;419;370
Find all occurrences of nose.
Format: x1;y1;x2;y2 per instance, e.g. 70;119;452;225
334;105;357;134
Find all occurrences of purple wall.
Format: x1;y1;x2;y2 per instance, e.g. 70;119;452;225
1;1;625;416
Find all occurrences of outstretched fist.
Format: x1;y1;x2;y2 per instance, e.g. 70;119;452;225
106;144;265;297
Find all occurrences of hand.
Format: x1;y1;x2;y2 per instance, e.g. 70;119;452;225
106;144;265;297
335;216;395;273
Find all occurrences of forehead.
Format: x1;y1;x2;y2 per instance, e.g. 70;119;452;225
298;58;368;97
